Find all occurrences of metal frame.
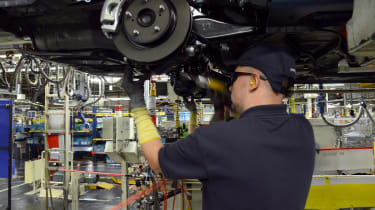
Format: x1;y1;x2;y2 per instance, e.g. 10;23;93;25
42;82;72;209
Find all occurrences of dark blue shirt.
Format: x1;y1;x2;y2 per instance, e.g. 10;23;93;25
159;104;315;210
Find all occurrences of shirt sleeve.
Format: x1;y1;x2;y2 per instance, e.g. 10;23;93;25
158;128;208;180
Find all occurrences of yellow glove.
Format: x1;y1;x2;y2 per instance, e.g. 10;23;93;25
132;107;161;145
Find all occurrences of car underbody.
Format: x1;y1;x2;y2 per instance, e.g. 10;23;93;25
0;0;374;99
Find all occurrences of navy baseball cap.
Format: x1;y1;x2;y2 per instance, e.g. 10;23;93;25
226;45;296;94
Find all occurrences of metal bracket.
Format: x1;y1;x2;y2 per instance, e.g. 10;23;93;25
193;17;255;39
100;0;127;39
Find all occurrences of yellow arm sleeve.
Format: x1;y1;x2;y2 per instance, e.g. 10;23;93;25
132;107;161;145
190;112;198;126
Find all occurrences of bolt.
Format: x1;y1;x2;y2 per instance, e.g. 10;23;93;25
125;11;132;18
154;26;161;32
133;30;140;36
159;4;165;11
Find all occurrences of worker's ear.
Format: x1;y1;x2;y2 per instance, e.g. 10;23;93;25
249;74;259;92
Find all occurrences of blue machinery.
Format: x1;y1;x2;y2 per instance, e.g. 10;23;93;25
0;99;13;210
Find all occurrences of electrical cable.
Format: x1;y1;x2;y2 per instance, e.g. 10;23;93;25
13;55;71;99
38;60;70;84
13;55;27;94
32;73;48;102
38;64;49;87
56;66;65;100
56;67;72;100
25;57;39;86
60;66;74;100
81;75;105;108
75;73;90;104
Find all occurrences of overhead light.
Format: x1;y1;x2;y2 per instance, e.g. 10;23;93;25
323;84;346;87
91;76;122;84
104;97;130;101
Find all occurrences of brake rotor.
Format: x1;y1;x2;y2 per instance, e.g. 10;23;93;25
113;0;191;63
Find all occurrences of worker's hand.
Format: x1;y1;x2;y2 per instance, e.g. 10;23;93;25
122;69;146;109
184;97;197;113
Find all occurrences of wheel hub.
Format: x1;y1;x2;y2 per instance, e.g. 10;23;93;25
113;0;191;63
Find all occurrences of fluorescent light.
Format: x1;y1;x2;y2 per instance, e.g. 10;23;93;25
323;84;346;87
103;97;130;101
91;76;122;84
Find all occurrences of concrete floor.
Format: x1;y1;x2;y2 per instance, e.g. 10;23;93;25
0;160;123;210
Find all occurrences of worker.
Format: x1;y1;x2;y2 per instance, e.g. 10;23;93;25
123;45;315;210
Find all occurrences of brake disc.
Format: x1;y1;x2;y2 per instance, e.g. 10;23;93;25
112;0;191;63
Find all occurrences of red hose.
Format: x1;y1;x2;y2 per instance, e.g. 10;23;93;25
172;187;177;210
160;180;167;210
111;180;164;210
179;182;192;210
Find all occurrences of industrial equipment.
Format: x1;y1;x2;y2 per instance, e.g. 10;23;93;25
310;118;375;174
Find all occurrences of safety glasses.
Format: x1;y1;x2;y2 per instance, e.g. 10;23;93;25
229;72;267;86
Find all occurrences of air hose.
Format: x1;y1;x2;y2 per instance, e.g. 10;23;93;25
320;99;366;128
